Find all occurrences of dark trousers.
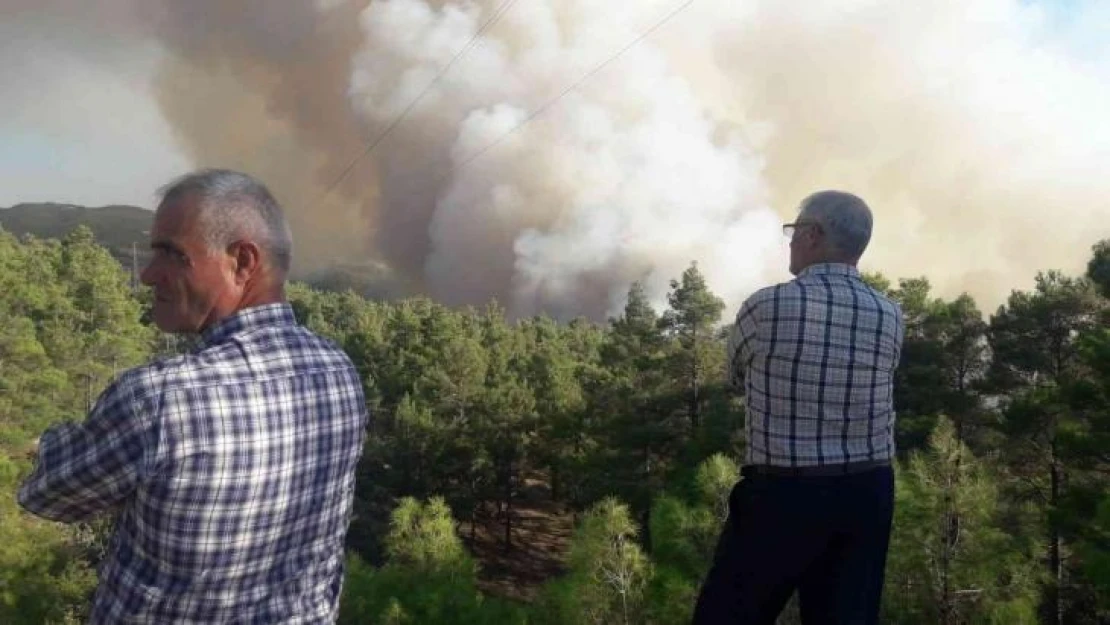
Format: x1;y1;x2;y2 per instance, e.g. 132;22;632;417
692;465;895;625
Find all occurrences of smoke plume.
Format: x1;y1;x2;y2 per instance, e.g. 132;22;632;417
5;0;1109;318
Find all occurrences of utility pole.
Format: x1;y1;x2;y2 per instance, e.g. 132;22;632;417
131;241;138;292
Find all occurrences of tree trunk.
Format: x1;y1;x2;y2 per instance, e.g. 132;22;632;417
641;443;653;551
689;328;701;430
503;458;513;552
941;465;954;625
955;372;966;448
947;409;965;625
1049;450;1063;625
551;462;561;502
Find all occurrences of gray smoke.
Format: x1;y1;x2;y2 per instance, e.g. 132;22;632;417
3;0;1109;318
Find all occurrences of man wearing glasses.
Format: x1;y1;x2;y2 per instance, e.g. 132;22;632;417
693;191;904;625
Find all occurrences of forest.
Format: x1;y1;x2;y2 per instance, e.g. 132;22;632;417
1;224;1108;624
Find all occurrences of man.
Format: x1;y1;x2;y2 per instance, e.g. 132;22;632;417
19;169;369;623
693;191;904;624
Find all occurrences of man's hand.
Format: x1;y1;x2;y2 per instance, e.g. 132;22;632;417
25;437;40;461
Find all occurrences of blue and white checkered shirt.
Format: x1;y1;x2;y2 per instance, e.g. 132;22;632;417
19;303;368;624
727;264;904;469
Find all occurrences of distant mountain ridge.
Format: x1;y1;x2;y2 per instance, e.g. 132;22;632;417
0;202;404;299
0;202;153;269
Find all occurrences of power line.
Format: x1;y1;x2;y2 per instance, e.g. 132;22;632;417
313;0;522;208
358;0;699;237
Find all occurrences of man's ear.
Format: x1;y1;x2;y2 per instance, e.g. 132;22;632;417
229;240;263;284
806;225;825;251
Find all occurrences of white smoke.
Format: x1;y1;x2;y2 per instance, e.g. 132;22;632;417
349;0;786;318
3;0;1109;319
346;0;1110;317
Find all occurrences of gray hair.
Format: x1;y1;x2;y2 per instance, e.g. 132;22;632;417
159;169;293;272
799;190;873;259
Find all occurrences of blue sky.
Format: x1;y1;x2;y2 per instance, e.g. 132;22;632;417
1031;0;1109;55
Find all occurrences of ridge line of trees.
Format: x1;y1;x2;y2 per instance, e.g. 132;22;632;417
1;224;1108;624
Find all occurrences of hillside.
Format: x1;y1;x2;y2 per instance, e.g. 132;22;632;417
0;202;153;269
0;203;408;299
1;218;1109;623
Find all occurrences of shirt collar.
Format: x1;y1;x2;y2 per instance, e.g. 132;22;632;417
797;263;861;279
194;303;297;351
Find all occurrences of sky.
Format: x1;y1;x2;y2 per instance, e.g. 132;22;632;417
0;6;188;208
0;0;1097;209
0;0;1107;318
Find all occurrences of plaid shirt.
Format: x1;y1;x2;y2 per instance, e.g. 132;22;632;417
727;264;904;468
19;303;368;624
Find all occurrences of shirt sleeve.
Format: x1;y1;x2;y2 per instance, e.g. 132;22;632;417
726;295;763;391
891;303;906;370
18;372;152;522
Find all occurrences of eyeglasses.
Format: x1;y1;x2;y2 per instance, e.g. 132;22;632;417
782;221;821;238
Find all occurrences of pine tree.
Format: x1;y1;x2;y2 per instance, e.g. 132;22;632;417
988;271;1105;623
885;419;1040;624
660;263;726;432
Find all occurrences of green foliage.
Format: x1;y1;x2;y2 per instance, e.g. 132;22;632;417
642;455;736;622
661;262;727;433
339;497;528;625
988;271;1102;388
1076;496;1110;608
986;269;1109;622
0;225;154;623
861;270;894;295
693;453;737;521
5;223;1110;623
0;226;153;445
885;418;1041;624
1087;239;1110;299
386;497;471;572
886;278;989;453
0;456;97;624
641;566;699;625
647;496;717;585
537;498;652;625
0;203;152;269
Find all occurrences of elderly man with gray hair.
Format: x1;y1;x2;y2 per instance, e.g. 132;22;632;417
693;191;904;625
19;169;369;623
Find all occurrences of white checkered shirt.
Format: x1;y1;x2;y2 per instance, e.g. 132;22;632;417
19;303;369;624
727;264;904;468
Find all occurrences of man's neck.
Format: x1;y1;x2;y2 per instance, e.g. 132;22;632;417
800;260;854;271
197;285;286;334
239;279;287;310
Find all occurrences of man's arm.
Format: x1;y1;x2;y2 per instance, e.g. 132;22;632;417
725;296;762;391
18;373;151;522
892;305;906;369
